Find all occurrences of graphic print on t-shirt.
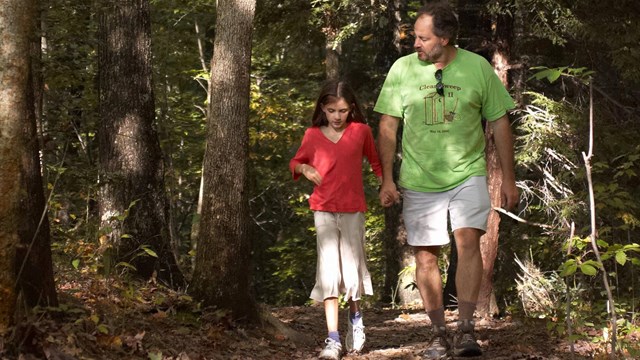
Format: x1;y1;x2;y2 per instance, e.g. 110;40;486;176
422;87;459;125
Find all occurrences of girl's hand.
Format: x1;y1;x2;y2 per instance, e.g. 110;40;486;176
300;164;322;185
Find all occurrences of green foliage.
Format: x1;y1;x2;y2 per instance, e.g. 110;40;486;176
487;0;581;46
246;76;316;305
38;0;640;353
150;0;213;252
515;91;587;232
570;0;640;85
529;66;594;84
254;0;325;81
43;0;100;254
508;55;640;356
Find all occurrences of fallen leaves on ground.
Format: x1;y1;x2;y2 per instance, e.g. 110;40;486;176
1;270;633;359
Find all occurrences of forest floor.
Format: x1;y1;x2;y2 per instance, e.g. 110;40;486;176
2;270;625;360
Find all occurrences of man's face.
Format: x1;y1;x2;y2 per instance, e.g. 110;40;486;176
413;15;447;63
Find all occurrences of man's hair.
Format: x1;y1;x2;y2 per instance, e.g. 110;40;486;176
417;1;459;44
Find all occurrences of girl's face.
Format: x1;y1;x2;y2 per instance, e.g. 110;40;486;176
321;97;352;131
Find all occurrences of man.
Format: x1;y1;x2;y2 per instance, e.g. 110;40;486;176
375;1;519;359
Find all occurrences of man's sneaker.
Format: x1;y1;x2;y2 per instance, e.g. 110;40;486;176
319;337;342;360
345;312;365;352
453;319;482;357
422;325;450;359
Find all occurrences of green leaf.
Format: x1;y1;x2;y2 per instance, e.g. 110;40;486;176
582;260;603;269
148;351;163;360
72;259;80;270
116;262;136;270
615;251;627;266
97;324;109;334
560;260;578;276
580;263;598;276
142;247;158;258
547;69;562;83
532;69;552;81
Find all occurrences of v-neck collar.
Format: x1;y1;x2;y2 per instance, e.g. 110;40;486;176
319;122;350;144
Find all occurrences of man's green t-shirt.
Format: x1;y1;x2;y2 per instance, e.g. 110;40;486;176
374;49;515;192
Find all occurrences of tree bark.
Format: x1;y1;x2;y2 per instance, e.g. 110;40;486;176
190;0;258;321
374;0;420;307
478;125;502;317
15;9;58;307
97;0;184;287
477;5;514;318
320;6;340;81
0;0;36;333
440;0;512;317
325;39;340;81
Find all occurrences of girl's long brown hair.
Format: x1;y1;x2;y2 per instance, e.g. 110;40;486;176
311;80;366;127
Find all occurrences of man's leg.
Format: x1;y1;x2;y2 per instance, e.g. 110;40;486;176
452;227;483;357
453;228;483;320
416;246;449;359
415;246;445;325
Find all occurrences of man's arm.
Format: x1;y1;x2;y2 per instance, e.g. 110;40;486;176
490;115;519;210
378;114;401;207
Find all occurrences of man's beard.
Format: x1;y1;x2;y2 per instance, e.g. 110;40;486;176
417;43;444;63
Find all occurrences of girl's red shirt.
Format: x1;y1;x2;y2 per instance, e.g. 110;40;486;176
289;122;382;212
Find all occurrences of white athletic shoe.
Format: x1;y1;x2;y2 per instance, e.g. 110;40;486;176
319;338;342;360
346;312;366;352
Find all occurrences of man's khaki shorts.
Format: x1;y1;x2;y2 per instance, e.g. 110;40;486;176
402;176;490;246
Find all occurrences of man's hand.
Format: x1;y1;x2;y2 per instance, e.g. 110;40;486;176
490;116;519;211
501;180;519;211
379;181;399;207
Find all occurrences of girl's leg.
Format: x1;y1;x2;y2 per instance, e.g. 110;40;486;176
337;213;373;299
319;297;343;359
324;297;340;334
346;297;366;352
348;298;359;316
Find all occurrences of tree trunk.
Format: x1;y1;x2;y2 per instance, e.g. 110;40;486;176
325;39;340;81
442;0;490;311
382;204;421;306
97;0;184;287
15;13;58;307
478;126;502;317
375;0;406;70
442;0;511;317
0;0;36;333
190;0;258;321
321;6;340;81
477;4;514;318
374;0;419;307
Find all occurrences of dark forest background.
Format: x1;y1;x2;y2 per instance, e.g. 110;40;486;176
1;0;639;357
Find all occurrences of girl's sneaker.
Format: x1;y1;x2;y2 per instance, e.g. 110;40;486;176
319;338;342;360
346;312;366;352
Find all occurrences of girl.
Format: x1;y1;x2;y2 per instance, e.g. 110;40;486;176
289;80;383;359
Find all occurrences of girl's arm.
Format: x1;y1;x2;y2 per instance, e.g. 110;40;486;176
289;129;322;185
294;163;322;185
